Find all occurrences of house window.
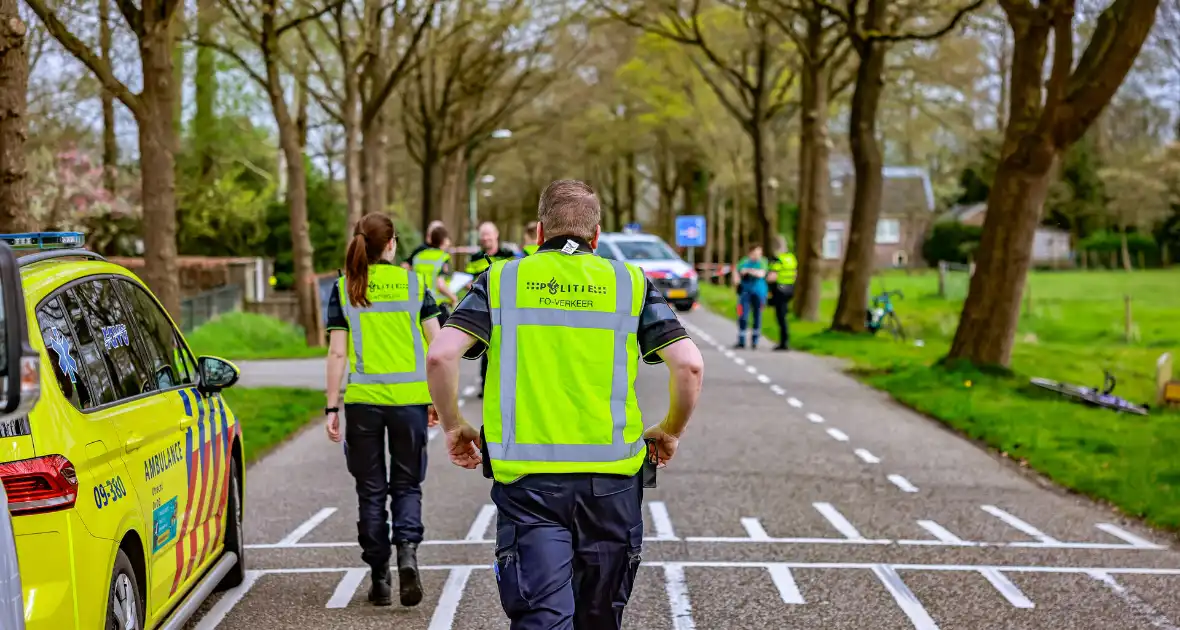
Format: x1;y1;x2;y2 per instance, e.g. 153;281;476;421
823;228;843;260
876;219;901;244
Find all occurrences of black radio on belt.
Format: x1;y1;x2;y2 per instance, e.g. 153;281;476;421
480;425;493;479
642;438;658;488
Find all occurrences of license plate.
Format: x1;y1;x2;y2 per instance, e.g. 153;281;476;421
667;289;687;299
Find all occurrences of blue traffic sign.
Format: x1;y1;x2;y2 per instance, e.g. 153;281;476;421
675;216;707;247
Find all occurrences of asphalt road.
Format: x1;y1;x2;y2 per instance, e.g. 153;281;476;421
186;308;1180;630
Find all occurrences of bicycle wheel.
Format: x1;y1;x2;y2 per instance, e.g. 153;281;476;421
883;313;906;341
1029;378;1096;401
864;309;879;335
1089;393;1150;416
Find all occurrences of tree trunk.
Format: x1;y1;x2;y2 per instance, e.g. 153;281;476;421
100;0;117;190
1120;227;1132;271
294;46;309;151
419;141;437;230
947;139;1056;365
831;1;888;333
439;150;464;234
793;10;829;322
343;75;362;235
139;11;181;318
612;157;624;231
749;118;774;251
625;151;637;225
361;118;389;215
0;0;28;233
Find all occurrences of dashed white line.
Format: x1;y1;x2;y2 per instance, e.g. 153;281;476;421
981;505;1060;544
767;565;805;604
872;565;939;630
770;385;786;396
1095;523;1163;549
741;517;771;541
806;413;824;423
854;448;880;464
649;501;679;540
757;374;771;384
428;567;475;630
734;357;747;366
326;568;368;608
787;397;803;408
745;365;757;374
888;474;920;493
462;385;477;397
278;508;337;546
979;568;1035;609
826;428;849;442
465;505;497;541
663;564;697;630
916;520;966;544
813;502;866;540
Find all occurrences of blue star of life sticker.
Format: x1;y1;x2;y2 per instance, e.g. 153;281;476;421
47;327;79;384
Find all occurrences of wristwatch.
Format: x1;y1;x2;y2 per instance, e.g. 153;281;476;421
325;406;340;414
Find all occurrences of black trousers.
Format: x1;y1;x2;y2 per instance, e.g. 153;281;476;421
343;403;428;568
493;473;644;630
772;284;794;347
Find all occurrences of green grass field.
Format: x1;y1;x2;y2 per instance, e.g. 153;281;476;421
700;269;1180;531
221;387;326;464
186;312;327;361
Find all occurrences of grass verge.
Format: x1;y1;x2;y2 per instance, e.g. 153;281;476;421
221;387;326;464
699;269;1180;532
187;312;327;361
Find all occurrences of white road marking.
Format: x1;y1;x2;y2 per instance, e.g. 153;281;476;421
465;505;497;541
787;397;803;408
663;564;697;630
746;365;757;374
1096;523;1165;549
734;357;747;366
428;567;474;630
326;568;368;608
1088;571;1180;629
806;412;824;423
854;449;880;464
916;520;967;544
978;568;1034;609
723;350;735;358
813;502;865;540
757;374;771;384
683;536;891;545
767;564;805;604
428;426;440;441
888;474;920;493
770;385;786;396
826;428;850;442
278;508;337;546
872;565;939;630
741;517;771;541
193;570;261;630
981;505;1060;544
458;398;466;408
463;385;477;397
649;501;679;540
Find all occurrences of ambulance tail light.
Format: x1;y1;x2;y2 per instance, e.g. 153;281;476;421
0;455;78;515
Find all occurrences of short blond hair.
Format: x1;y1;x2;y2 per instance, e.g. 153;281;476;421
537;180;600;241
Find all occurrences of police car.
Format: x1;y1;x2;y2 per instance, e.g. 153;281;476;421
0;232;246;630
595;232;698;311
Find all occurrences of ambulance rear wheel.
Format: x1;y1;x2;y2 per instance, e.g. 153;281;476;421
216;458;245;591
106;550;143;630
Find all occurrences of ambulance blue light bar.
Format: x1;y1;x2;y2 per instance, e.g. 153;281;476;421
0;232;86;250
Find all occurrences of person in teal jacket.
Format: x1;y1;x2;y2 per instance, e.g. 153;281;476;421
735;243;768;349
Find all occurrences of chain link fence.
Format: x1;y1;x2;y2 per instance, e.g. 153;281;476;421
179;284;244;333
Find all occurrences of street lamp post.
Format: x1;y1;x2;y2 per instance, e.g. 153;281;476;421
467;129;512;249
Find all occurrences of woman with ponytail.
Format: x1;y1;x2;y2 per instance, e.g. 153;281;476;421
323;213;442;608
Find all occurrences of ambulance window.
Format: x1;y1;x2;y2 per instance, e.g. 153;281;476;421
118;280;195;389
71;280;154;401
37;296;96;410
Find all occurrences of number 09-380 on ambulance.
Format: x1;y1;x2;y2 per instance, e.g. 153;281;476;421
0;233;247;630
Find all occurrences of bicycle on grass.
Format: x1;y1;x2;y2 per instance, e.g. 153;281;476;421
1029;370;1150;415
865;290;906;341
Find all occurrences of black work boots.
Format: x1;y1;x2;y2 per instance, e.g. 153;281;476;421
368;563;393;606
397;542;424;606
368;544;423;607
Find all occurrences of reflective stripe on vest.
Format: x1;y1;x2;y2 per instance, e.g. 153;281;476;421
487;258;643;463
340;271;425;386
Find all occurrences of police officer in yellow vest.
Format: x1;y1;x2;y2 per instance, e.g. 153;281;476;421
412;223;459;324
426;180;705;629
767;235;798;351
464;221;517;397
324;213;442;608
521;221;540;256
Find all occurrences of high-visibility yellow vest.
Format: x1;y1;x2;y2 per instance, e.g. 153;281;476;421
413;247;451;303
522;244;539;256
770;252;798;285
483;251;647;483
338;265;431;406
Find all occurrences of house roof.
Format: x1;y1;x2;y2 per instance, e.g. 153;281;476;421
829;165;935;217
940;202;987;223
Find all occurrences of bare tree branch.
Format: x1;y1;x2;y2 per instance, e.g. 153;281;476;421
362;2;434;128
114;0;143;35
277;0;345;37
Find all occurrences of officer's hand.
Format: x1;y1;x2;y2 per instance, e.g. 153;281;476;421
427;406;440;428
326;411;342;443
446;422;482;469
643;424;679;468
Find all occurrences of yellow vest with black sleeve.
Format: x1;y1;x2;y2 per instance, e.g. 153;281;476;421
770;252;798;286
483;250;648;483
338;264;431;406
412;247;451;303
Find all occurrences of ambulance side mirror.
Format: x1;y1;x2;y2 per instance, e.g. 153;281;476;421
197;355;240;393
0;242;40;419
